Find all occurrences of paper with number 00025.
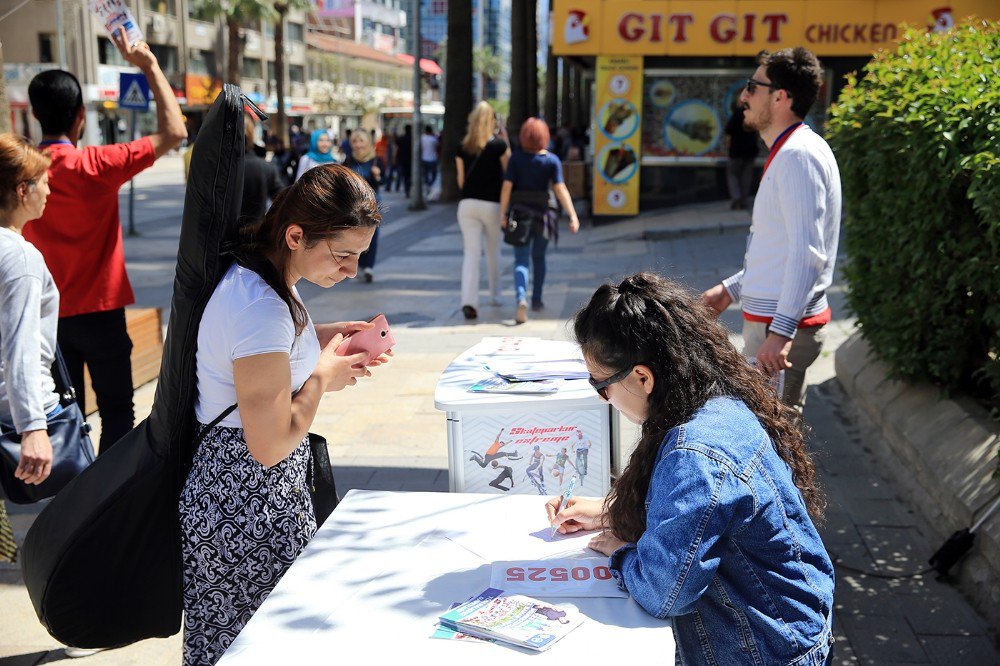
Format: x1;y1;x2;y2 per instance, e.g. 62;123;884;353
490;558;629;598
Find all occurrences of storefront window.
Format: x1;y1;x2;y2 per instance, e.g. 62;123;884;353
242;58;263;80
38;34;53;63
148;44;179;75
289;65;305;84
97;37;129;67
144;0;176;14
287;23;304;42
188;49;217;77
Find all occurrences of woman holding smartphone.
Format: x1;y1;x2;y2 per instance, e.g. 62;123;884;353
548;273;834;666
180;164;389;665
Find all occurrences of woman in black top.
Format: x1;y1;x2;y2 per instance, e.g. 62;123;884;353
344;129;385;283
455;102;510;320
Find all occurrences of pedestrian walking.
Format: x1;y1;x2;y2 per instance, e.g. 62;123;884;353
724;101;760;210
240;116;284;226
295;129;337;181
0;135;56;493
24;28;186;454
383;129;397;191
180;164;388;665
343;129;384;283
394;125;413;197
499;118;580;324
549;272;834;666
456;101;510;320
338;129;352;162
420;125;439;195
701;47;842;413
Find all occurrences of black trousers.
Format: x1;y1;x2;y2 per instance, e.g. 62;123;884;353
58;308;134;455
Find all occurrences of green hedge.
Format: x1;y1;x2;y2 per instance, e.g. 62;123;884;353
827;20;1000;410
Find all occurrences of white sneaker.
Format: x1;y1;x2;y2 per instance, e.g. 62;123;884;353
515;300;528;324
64;647;105;658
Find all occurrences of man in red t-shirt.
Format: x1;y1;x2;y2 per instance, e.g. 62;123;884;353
25;29;186;454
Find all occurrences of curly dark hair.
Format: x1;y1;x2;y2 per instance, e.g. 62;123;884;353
760;47;824;119
573;272;824;544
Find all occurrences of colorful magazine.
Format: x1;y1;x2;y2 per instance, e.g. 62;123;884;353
438;588;583;651
468;376;559;394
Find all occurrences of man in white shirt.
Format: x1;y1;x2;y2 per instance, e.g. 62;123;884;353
701;47;841;412
420;125;440;194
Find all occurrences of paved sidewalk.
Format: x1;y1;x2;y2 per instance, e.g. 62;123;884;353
0;155;995;664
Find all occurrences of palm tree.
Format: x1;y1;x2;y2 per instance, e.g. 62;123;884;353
509;0;538;139
271;0;312;149
189;0;275;85
440;0;473;201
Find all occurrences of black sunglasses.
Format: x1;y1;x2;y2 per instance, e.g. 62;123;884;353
745;77;779;95
588;367;632;400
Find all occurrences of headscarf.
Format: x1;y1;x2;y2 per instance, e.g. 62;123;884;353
306;130;336;163
350;130;376;164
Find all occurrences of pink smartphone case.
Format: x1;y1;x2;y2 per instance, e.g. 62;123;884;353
335;314;395;360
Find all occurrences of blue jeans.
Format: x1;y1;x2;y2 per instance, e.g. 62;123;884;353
422;160;438;187
513;234;548;305
359;226;379;270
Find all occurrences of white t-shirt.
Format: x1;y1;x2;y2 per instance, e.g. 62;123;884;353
420;134;439;161
195;263;321;428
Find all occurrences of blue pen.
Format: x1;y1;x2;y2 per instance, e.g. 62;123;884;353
550;475;578;537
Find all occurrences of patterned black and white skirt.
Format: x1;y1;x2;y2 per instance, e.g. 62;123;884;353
179;424;317;665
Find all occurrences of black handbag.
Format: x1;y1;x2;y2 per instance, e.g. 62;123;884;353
504;205;538;246
307;432;339;526
207;405;339;527
0;349;94;504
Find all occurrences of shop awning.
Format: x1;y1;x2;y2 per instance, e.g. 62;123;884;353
395;54;443;76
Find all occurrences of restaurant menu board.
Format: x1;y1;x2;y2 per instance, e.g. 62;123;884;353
459;409;605;498
642;72;747;162
593;56;643;215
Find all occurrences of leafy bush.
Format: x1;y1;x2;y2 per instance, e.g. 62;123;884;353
827;20;1000;410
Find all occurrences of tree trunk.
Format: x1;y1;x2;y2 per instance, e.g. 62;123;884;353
526;0;538;119
560;58;571;127
508;0;527;139
0;42;11;134
274;5;287;144
227;18;242;85
440;0;472;201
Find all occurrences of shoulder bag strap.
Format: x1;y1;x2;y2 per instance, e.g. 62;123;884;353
52;347;77;406
194;403;239;446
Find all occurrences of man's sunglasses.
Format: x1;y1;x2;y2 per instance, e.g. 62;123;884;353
745;78;780;95
588;367;632;400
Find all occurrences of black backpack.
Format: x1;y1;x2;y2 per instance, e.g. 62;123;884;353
20;85;249;648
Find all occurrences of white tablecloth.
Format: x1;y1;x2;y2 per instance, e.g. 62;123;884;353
219;490;674;663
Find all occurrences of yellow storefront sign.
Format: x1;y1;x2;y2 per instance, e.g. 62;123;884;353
593;56;643;216
555;0;997;56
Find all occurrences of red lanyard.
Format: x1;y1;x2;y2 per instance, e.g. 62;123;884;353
761;122;803;177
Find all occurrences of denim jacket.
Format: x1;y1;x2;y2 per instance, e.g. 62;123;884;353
609;397;834;665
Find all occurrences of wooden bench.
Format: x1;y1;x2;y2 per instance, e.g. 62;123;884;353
81;307;164;415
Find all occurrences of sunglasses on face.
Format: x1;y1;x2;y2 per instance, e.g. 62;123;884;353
745;77;780;95
588;366;632;400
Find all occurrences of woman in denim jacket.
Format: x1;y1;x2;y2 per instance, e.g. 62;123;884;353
549;272;834;665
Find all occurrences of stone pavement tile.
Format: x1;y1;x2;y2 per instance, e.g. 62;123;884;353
830;613;860;665
829;541;878;578
891;577;990;637
828;473;897;501
858;525;932;576
918;635;1000;664
839;613;930;663
834;573;902;618
841;498;919;528
818;508;864;545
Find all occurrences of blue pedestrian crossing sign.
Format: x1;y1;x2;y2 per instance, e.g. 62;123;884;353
119;73;150;111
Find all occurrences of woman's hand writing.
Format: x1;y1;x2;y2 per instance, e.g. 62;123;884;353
545;496;606;534
16;429;53;485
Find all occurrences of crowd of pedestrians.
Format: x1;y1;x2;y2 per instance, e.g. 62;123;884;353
0;37;845;666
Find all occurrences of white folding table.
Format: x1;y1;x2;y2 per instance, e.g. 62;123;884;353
218;490;674;663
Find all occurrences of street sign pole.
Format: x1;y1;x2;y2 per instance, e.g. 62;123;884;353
118;72;150;237
128;109;137;236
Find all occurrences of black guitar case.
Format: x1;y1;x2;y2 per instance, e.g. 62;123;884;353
20;85;248;648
